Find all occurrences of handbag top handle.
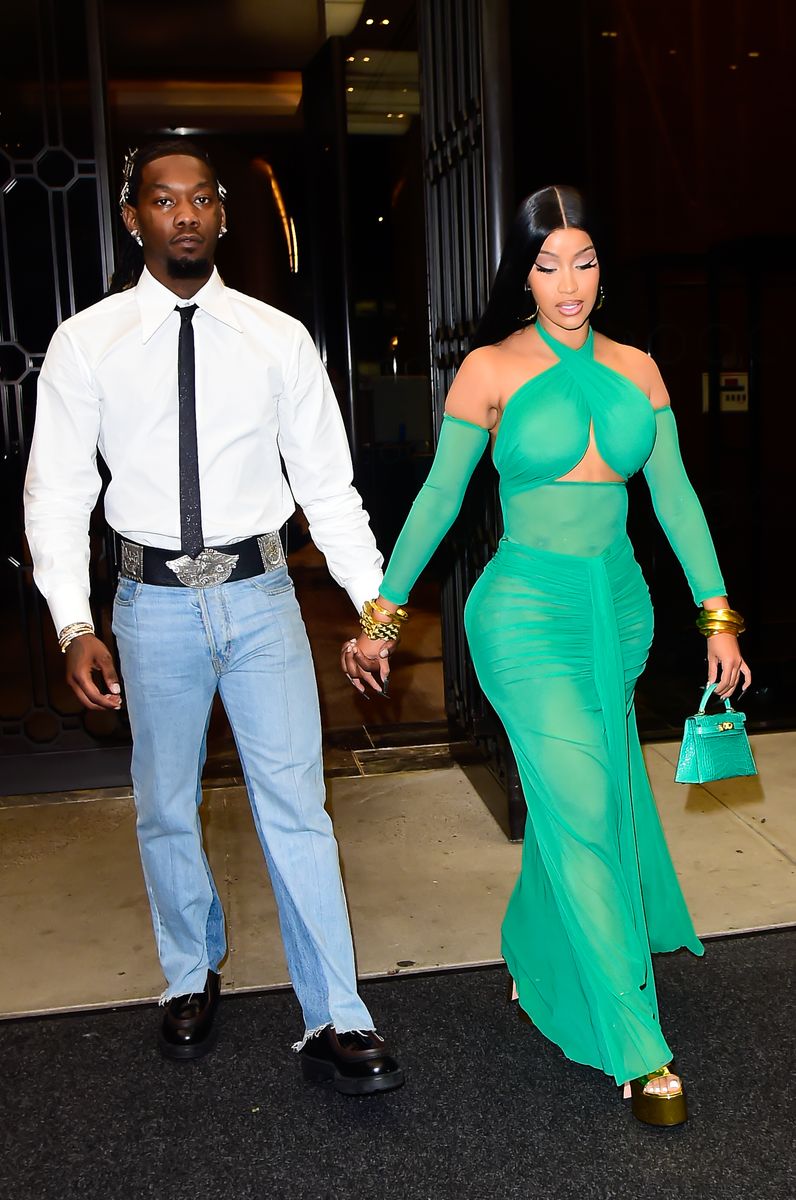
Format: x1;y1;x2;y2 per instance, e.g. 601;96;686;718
698;682;735;714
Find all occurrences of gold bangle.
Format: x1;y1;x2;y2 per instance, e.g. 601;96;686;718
58;621;94;637
697;607;744;622
365;599;408;623
696;606;745;637
58;622;95;653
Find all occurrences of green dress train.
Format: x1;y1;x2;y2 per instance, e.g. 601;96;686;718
379;322;726;1084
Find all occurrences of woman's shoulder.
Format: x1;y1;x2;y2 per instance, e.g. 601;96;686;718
593;333;670;409
445;346;504;427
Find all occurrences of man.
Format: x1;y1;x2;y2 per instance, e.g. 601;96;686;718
24;140;402;1094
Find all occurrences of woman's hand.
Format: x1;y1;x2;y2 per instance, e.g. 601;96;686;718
340;632;394;697
706;632;751;700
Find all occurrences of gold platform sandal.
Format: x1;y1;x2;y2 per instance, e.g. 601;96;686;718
624;1065;688;1127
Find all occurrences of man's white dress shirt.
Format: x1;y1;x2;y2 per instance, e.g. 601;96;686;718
24;267;383;633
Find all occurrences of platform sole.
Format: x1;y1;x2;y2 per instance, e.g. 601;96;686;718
629;1084;688;1127
300;1054;405;1095
158;1022;219;1062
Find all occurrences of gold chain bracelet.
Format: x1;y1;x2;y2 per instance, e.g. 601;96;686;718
359;599;408;642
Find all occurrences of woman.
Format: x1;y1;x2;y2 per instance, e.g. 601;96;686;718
341;186;750;1125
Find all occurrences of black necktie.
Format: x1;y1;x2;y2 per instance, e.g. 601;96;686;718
177;304;204;559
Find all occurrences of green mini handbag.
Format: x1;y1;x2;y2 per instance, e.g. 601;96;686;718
674;682;757;785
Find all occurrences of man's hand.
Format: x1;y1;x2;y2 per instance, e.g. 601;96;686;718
64;634;123;710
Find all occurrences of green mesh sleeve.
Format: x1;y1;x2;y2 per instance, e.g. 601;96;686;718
642;406;726;604
379;414;489;605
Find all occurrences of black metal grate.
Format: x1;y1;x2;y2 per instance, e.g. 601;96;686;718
0;0;123;765
417;0;525;837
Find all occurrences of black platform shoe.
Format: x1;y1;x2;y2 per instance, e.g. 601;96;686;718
158;970;221;1061
299;1027;405;1095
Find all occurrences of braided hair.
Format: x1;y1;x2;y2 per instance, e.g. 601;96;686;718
108;140;225;294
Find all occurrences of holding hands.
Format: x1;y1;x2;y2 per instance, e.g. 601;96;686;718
340;597;408;698
340;633;393;697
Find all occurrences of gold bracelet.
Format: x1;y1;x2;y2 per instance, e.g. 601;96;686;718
697;622;745;637
696;610;745;629
365;599;409;623
695;607;745;637
58;622;95;653
359;607;402;642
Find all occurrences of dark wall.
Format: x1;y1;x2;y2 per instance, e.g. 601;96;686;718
508;0;794;718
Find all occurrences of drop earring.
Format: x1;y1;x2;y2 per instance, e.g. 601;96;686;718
219;224;228;239
131;230;143;247
595;284;605;311
522;281;539;322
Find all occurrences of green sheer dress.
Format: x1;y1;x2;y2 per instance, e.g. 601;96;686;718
379;322;726;1084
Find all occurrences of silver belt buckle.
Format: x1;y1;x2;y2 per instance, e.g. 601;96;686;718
120;539;144;583
165;548;240;587
257;531;286;572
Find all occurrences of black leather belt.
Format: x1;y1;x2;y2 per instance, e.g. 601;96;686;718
117;530;286;588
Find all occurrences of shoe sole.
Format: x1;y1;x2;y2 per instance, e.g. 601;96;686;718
300;1055;405;1095
158;1023;219;1062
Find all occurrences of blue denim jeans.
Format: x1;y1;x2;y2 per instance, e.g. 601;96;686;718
111;564;374;1040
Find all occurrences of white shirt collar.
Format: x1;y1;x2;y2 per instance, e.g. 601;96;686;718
135;266;242;342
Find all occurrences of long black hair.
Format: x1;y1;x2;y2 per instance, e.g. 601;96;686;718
472;185;594;348
108;139;223;295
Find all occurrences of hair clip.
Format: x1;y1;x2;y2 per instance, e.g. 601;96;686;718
119;146;139;212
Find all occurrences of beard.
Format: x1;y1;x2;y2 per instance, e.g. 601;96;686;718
167;255;212;280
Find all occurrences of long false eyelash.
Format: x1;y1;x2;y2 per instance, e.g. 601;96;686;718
535;260;598;275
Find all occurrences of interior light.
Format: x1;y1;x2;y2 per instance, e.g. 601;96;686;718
748;50;760;57
378;216;384;223
251;158;297;274
729;63;738;70
366;17;374;24
363;56;371;62
347;55;355;62
289;217;299;275
387;112;393;118
347;86;354;92
397;113;404;118
381;18;390;24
